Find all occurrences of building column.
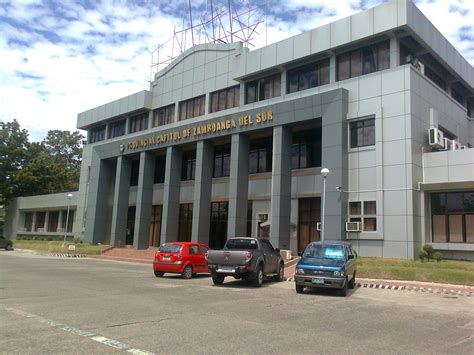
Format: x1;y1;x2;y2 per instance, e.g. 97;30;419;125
329;52;337;83
32;212;37;232
161;146;182;243
191;140;213;243
84;152;113;244
148;111;154;129
110;156;132;247
58;210;63;232
227;134;249;238
44;211;50;232
390;35;400;68
134;151;155;249
270;125;292;249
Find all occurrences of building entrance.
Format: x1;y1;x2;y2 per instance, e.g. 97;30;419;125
298;197;321;254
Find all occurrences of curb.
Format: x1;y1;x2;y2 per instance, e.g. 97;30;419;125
49;253;88;258
284;277;473;297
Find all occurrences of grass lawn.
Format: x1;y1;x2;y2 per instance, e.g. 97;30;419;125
357;257;474;286
12;240;109;255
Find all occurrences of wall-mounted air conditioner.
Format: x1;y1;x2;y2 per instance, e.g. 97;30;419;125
451;140;460;151
428;128;444;149
345;222;361;232
257;213;268;222
444;138;453;151
316;222;321;231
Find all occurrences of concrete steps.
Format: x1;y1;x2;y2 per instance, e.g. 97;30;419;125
92;247;159;264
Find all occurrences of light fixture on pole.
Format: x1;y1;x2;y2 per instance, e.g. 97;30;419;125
63;193;73;246
320;168;330;241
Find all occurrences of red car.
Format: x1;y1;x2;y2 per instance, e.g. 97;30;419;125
153;242;209;279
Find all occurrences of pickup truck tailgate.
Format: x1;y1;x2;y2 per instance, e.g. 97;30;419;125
206;250;249;266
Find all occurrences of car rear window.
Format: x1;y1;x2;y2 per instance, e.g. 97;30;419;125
225;239;258;250
159;244;182;253
303;244;345;259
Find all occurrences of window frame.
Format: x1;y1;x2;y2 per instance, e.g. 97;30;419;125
245;73;281;104
129;112;149;133
287;58;330;94
213;144;231;178
349;117;375;148
181;150;197;181
109;119;126;138
209;85;240;113
349;201;377;232
153;104;175;127
179;95;205;121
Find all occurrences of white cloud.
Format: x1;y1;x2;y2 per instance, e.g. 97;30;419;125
0;0;472;142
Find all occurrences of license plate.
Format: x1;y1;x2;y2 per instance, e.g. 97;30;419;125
163;256;170;261
312;278;324;285
218;266;235;273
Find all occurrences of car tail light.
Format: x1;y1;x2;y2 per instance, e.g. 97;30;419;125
155;251;160;258
244;251;252;263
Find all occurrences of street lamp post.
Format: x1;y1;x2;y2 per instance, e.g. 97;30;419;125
63;193;73;246
320;168;330;241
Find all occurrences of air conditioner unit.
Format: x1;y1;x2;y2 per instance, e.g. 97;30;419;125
257;213;268;222
345;222;361;232
316;222;321;231
451;140;460;151
444;138;453;151
428;128;444;149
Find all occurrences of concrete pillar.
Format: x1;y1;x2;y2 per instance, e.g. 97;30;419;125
329;52;337;83
125;117;130;135
110;156;132;247
44;211;50;232
32;212;37;232
227;134;249;238
270;125;292;249
148;111;154;129
84;152;113;244
134;151;155;249
390;36;400;69
280;70;287;96
58;210;63;232
191;140;213;243
161;146;182;243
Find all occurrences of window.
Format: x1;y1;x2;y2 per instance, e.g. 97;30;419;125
350;118;375;148
337;41;389;81
154;155;166;184
24;212;33;232
129;112;148;133
209;202;228;249
89;125;105;143
292;128;322;169
48;211;59;232
153;104;175;127
431;192;474;243
424;66;446;91
178;204;193;242
451;88;464;106
179;96;205;121
130;160;139;186
245;73;281;104
189;245;200;255
36;212;45;231
210;85;240;113
349;201;376;231
181;150;196;181
287;59;330;94
109;119;126;138
249;138;272;174
213;144;231;178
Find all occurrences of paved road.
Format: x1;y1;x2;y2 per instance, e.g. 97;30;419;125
1;249;473;354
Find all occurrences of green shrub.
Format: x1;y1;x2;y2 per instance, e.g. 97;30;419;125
47;237;53;241
73;237;83;244
422;244;435;259
418;249;428;261
433;252;443;262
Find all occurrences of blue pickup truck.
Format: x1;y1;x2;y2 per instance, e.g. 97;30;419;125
294;241;357;296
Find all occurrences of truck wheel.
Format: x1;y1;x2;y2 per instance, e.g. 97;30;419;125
295;284;304;294
348;272;356;289
339;278;348;297
154;271;164;278
275;262;284;282
212;275;225;285
252;265;263;287
182;265;193;279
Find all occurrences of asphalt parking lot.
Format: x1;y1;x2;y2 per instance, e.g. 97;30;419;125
1;249;473;354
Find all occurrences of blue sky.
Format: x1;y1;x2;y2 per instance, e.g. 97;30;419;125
0;0;473;141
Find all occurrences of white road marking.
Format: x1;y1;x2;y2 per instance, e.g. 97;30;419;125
1;306;154;354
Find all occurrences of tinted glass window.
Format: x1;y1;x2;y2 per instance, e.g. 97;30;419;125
225;239;259;250
303;244;345;259
159;244;182;253
189;245;200;254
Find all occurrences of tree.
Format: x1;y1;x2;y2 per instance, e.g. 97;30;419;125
0;120;84;205
0;120;30;205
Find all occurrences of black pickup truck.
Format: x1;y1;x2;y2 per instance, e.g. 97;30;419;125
205;237;284;287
